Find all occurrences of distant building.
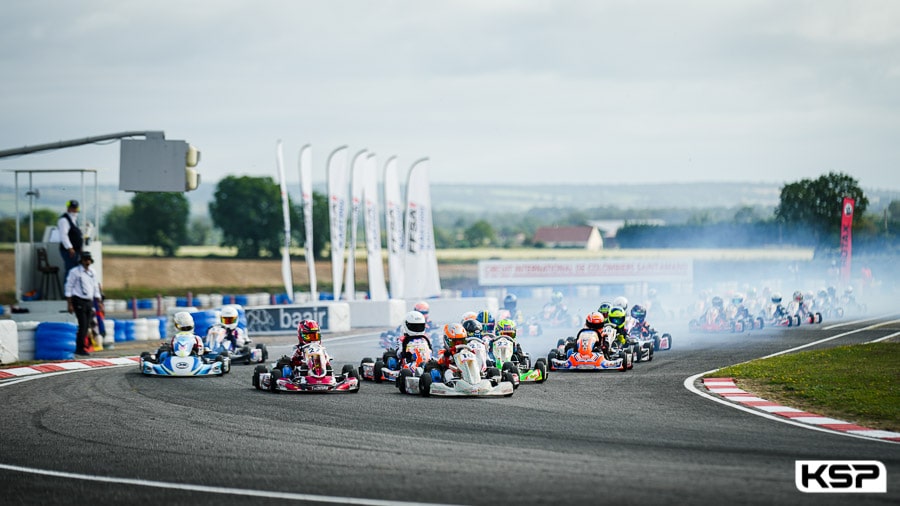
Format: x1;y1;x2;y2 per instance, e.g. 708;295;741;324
533;226;603;250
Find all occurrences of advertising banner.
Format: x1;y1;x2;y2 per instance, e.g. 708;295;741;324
364;153;388;300
384;156;405;299
245;305;331;334
344;149;367;301
327;146;349;301
298;144;316;301
275;140;293;303
840;197;854;283
478;259;693;286
403;158;441;299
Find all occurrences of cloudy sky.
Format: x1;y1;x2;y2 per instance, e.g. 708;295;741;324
1;0;898;191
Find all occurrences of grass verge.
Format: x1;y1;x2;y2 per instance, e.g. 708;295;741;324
708;342;899;431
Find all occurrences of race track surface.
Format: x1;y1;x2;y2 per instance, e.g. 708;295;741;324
1;316;898;505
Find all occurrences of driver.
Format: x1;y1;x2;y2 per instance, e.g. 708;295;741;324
435;322;469;382
290;319;322;370
206;305;248;351
165;311;204;360
396;311;432;364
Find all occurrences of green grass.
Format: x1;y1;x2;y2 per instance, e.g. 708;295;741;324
710;342;900;431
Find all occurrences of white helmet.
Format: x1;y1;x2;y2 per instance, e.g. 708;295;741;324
613;296;628;311
220;306;239;330
174;311;194;332
402;311;427;337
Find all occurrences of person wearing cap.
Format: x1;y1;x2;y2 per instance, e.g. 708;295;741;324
65;251;103;356
57;200;83;274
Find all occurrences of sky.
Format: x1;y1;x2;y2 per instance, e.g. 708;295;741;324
1;0;899;192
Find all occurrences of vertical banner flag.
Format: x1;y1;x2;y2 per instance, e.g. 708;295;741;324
344;149;367;301
276;140;293;303
403;158;442;299
364;153;388;300
840;197;854;283
298;144;317;302
384;156;405;299
327;146;349;301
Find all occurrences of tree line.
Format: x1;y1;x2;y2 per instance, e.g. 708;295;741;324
2;171;897;257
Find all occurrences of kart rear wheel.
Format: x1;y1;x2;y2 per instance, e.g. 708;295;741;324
501;362;520;389
341;363;354;380
534;358;548;383
269;368;282;393
360;357;373;378
419;371;432;397
398;368;412;393
373;360;385;383
252;364;266;389
256;343;269;362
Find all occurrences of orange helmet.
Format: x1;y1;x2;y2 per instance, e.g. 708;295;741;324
443;323;467;351
414;301;430;317
585;311;605;330
297;319;321;345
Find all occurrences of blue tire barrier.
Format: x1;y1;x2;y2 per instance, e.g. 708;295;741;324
319;292;335;301
138;299;153;310
124;320;136;341
113;319;127;342
234;295;248;306
35;321;77;360
158;317;167;337
176;297;188;307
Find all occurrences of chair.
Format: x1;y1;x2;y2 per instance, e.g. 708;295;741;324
36;247;63;300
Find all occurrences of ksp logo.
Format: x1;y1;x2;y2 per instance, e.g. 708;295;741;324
795;460;886;493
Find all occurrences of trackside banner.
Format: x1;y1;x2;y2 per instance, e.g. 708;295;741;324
840;197;854;283
327;146;349;301
477;259;693;286
245;305;331;334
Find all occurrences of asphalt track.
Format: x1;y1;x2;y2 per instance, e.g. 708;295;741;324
1;316;898;505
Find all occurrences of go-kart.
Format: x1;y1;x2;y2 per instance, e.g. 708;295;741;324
624;326;654;362
140;333;230;376
253;343;360;393
359;336;434;383
629;323;673;353
399;344;515;397
547;328;632;372
688;307;753;333
203;326;268;365
786;301;823;325
487;334;548;384
759;303;800;327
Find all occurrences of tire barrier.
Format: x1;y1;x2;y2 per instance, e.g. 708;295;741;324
123;320;136;341
113;319;126;342
0;320;18;364
103;319;116;346
157;317;167;339
34;321;77;361
145;318;161;340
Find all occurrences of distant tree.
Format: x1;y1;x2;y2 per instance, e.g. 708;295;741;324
775;171;869;245
102;205;136;244
130;193;190;256
186;216;214;246
210;175;292;258
463;220;496;247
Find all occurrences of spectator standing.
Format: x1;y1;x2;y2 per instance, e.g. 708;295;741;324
65;251;103;356
57;199;83;274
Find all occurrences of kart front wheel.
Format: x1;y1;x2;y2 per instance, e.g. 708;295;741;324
398;368;412;393
269;368;282;393
419;372;432;397
534;358;548;383
373;360;385;383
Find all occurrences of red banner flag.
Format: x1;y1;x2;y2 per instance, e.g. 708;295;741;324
839;197;854;283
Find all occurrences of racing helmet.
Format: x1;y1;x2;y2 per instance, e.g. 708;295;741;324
630;304;647;323
731;293;744;305
597;302;612;318
173;311;195;332
402;311;428;337
771;292;782;304
613;296;628;311
297;319;321;345
414;301;430;317
608;307;626;329
460;311;478;323
845;286;853;294
220;305;239;330
461;319;482;337
495;319;516;339
827;286;837;297
585;311;605;330
711;296;724;307
817;288;828;298
443;323;467;351
503;293;518;312
793;290;803;302
476;310;495;333
551;291;564;304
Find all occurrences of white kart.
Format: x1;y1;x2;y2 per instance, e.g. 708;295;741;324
401;344;515;397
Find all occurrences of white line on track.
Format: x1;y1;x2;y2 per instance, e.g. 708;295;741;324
0;463;462;506
683;322;900;445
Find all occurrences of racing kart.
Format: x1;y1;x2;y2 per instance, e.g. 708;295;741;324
688;307;754;333
359;336;434;383
624;326;654;362
760;303;800;327
253;343;360;393
487;334;548;384
547;328;632;372
398;344;515;397
140;334;230;376
787;301;823;325
204;326;268;365
629;324;672;353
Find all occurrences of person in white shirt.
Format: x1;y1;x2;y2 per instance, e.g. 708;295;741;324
57;199;83;275
65;251;103;356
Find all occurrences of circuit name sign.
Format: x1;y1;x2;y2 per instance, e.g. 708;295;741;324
478;259;693;286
